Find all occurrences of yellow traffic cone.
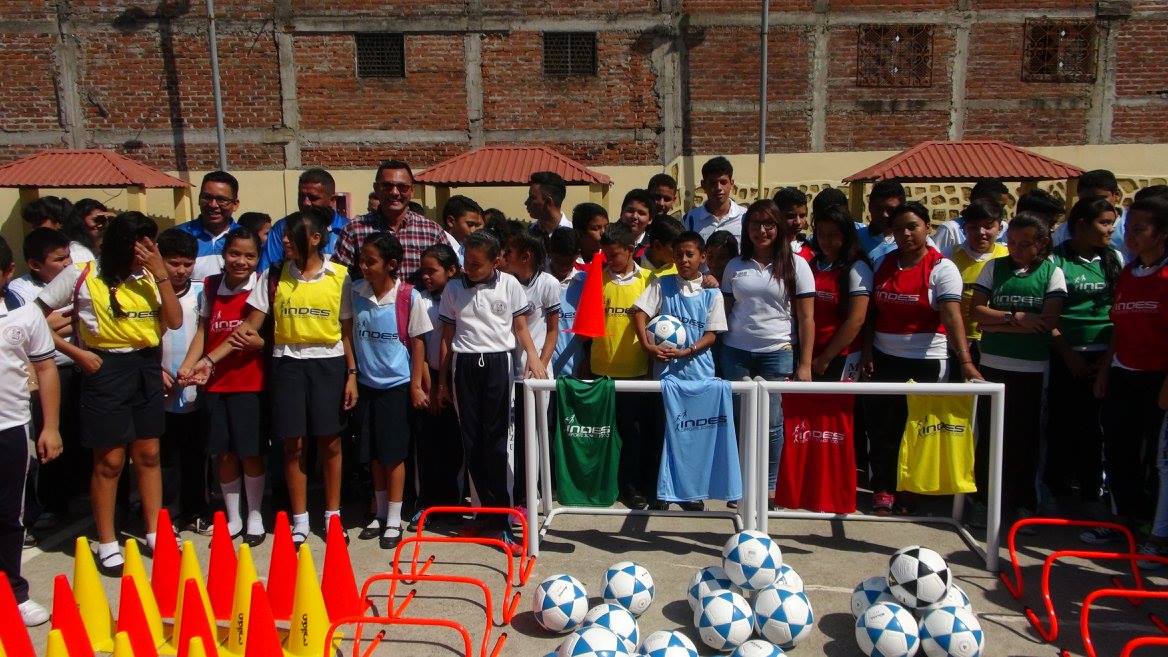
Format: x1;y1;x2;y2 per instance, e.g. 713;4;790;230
168;541;217;654
124;538;166;648
111;632;135;657
72;538;114;652
221;543;259;656
44;630;68;657
283;545;339;657
184;637;209;657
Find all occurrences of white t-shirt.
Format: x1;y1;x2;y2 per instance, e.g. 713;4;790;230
871;255;964;359
514;271;561;378
69;242;95;264
683;201;748;241
444;231;465;265
9;274;71;366
38;263;161;354
162;281;204;413
416;290;443;370
438;271;531;353
721;255;816;352
0;303;56;432
634;274;728;332
247;260;353;359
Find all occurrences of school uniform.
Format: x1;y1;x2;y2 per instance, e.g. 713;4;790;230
511;271;560;503
801;255;873;381
248;260;352;438
414;290;463;507
683;201;747;242
202;273;266;458
634;273;727;381
160;281;208;519
551;271;586;378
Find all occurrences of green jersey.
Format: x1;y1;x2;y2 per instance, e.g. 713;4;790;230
974;257;1066;372
554;377;622;506
1050;246;1118;349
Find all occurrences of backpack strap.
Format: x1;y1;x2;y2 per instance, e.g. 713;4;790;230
68;262;93;346
394;281;413;348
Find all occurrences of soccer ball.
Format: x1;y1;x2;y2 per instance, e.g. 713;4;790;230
918;607;984;657
647;314;688;349
855;602;920;657
722;530;783;591
638;630;699;657
695;589;754;652
688;566;733;612
533;574;589;634
583;603;640;653
730;639;787;657
776;563;804;593
557;625;633;657
753;584;815;649
887;546;952;609
603;562;655;616
918;584;972;616
851;576;897;620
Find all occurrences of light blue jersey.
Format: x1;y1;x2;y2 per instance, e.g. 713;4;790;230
655;275;718;380
351;281;431;389
551;273;586;377
658;377;742;502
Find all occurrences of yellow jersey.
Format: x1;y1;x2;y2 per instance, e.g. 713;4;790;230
590;266;653;378
950;243;1008;342
272;261;347;346
78;264;163;350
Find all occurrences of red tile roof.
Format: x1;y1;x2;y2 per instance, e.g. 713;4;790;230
0;149;190;189
415;146;612;186
843;140;1083;183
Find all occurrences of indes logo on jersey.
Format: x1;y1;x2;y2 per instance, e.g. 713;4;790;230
1114;300;1160;313
1071;274;1106;294
281;306;332;318
116;308;159;320
674;315;706;330
815;290;838;302
563;414;612;439
991;294;1041;309
790;418;845;444
605;305;636;317
210;315;243;333
919;421;966;435
673;408;728;432
876;290;920;304
358;325;399;342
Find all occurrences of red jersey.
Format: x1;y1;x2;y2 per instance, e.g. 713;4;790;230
801;252;862;357
872;248;947;337
1110;259;1168;372
776;393;857;513
204;275;265;393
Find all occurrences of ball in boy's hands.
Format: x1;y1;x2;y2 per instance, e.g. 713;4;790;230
647;314;688;349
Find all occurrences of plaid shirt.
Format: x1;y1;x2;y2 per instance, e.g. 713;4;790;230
334;209;445;280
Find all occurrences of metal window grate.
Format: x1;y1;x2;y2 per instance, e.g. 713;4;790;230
355;33;405;78
856;24;933;88
543;32;597;78
1023;20;1095;83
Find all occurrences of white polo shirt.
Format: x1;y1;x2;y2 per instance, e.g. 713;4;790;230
634;274;728;332
9;274;71;366
514;271;561;378
0;302;56;432
721;255;816;352
438;271;531;354
683;201;748;241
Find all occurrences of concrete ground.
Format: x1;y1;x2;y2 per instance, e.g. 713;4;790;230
17;507;1168;657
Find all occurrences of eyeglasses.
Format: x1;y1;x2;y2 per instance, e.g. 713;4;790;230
747;221;779;233
199;193;237;205
375;182;413;194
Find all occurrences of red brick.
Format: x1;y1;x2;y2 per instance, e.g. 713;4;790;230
1111;106;1168;143
687;26;813;104
0;34;60;133
963;106;1088;145
1115;20;1168;97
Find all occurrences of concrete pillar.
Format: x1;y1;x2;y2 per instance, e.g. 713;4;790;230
849;181;867;222
433;185;451;217
172;188;193;221
127;185;147;212
589;183;610;212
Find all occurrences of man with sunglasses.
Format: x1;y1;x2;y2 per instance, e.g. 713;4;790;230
175;171;240;280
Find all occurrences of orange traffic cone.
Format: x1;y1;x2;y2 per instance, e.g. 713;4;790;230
207;511;238;622
242;582;283;657
50;575;96;657
266;512;295;622
322;514;362;621
152;509;181;618
0;577;35;657
117;576;160;657
175;580;219;657
570;249;607;337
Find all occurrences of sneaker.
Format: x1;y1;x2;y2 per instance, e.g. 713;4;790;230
32;512;61;531
358;517;382;541
1080;526;1124;545
499;526;523;558
22;533;37;550
872;491;895;517
726;500;739;509
1137;539;1168;570
406;510;423;533
679;500;705;512
18;599;49;627
623;490;649;511
647;499;670;511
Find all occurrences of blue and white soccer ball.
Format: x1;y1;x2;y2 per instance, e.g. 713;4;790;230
753;584;815;649
918;584;972;616
776;563;804;593
887;546;952;610
730;639;787;657
533;574;589;634
695;589;754;652
722;530;783;591
647;314;688;349
582;603;640;653
688;565;734;612
855;602;920;657
557;625;633;657
638;630;699;657
918;606;984;657
851;576;897;620
603;561;655;617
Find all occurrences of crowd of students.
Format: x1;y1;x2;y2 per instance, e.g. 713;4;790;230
2;158;1166;627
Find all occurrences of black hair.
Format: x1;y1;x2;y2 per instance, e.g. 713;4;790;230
464;229;502;260
600;222;635;250
507;229;546;269
547;226;580;257
420;243;460;273
362;231;405;275
701;156;734;180
1134;184;1168;202
812;187;849;219
442;195;483;221
969;180;1009;203
22;228;71;264
572;202;608;232
376;159;415;183
237;212;272;235
481;208;508;234
99;212;158;285
889;200;931;228
811;206;870;311
1016;189;1064;223
741;200;797;294
1127;196;1168;239
1058;197;1122;291
960;197;1004;225
201;170;239;197
224;227;262;254
62;198;108;250
298;168;336;195
869;180;906;203
773;186;808;212
0;237;12;272
648;173;678;191
285;205;330;266
530;171;567;206
22;196;73;226
1078;169;1120;196
489;219;525;245
647;215;683;245
705;230;739;258
621;188;654;213
157;227;198;260
673;230;705;249
1007;211;1053;259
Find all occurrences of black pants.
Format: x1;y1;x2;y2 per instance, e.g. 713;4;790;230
31;365;86;517
415;368;464;508
161;411;209;519
612;379;654;497
0;425;30;602
975;366;1044;513
1044;350;1106;503
1101;367;1167;522
863;351;945;494
453;352;514;529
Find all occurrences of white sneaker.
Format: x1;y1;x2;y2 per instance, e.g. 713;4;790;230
18;599;49;627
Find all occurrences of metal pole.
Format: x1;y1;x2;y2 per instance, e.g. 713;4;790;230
756;0;770;198
206;0;228;171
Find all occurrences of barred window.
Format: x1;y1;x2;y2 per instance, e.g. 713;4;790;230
856;25;933;88
355;33;405;78
1023;20;1095;83
543;32;597;78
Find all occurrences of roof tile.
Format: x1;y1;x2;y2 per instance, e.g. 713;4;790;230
0;149;190;189
415;145;611;186
843;140;1083;182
